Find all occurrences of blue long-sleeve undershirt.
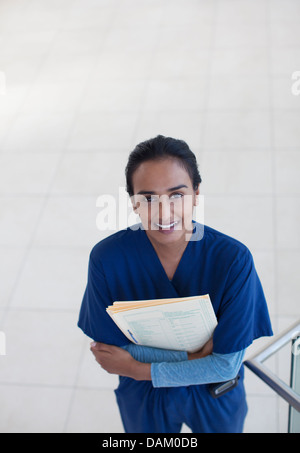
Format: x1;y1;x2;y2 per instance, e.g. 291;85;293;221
122;344;245;388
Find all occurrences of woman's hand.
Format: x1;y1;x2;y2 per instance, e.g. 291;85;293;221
90;342;151;381
187;337;213;360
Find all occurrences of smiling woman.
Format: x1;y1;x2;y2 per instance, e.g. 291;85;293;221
78;135;273;433
126;136;201;274
131;162;197;271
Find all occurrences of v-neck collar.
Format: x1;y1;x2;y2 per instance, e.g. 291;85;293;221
138;225;193;290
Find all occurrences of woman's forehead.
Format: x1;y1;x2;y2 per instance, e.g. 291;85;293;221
132;158;192;192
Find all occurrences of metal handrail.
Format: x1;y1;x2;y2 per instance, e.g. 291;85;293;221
244;320;300;412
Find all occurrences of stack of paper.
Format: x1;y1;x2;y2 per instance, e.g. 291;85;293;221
106;294;217;353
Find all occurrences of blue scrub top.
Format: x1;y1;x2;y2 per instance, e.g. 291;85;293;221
78;222;273;433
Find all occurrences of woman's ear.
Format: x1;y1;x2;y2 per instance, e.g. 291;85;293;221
130;195;140;214
194;184;200;206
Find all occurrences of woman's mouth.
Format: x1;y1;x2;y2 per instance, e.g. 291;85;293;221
154;221;179;233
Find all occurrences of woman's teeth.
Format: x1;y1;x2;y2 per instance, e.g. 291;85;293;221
155;221;178;229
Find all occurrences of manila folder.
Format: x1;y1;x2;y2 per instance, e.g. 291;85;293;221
107;295;217;353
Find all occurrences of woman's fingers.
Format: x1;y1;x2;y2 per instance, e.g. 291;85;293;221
90;342;113;352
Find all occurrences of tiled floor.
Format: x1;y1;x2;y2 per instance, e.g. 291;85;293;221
0;0;299;433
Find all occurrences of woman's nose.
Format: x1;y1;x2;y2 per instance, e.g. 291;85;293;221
158;195;174;222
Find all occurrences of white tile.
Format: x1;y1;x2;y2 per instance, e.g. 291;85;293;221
250;250;276;317
271;77;300;110
0;55;43;84
270;49;300;77
216;0;267;24
269;0;300;23
211;49;268;77
66;112;138;151
215;23;268;48
0;308;6;327
273;111;300;148
162;0;215;26
0;310;83;386
208;76;270;110
76;338;119;390
244;323;277;360
275;152;300;195
20;83;86;114
276;315;299;429
276;197;300;249
79;79;145;113
0;196;44;247
0;384;72;433
276;251;300;316
0;247;27;308
27;0;75;10
155;26;213;52
71;0;118;8
113;4;163;29
270;21;300;47
204;196;274;250
90;51;152;80
276;337;292;386
277;315;299;332
103;26;160;53
150;50;211;78
2;113;75;152
144;78;208;111
0;2;30;34
1;8;68;33
244;366;275;397
10;247;89;311
0;152;61;194
48;29;106;56
0;31;56;58
203;112;271;149
61;5;114;31
66;388;124;433
278;398;290;433
31;196;108;247
180;423;192;433
50;152;128;195
0;114;14;144
0;84;31;115
133;111;204;152
243;395;277;433
200;150;273;195
36;54;97;84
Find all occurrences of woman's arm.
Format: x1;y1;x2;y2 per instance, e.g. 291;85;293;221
90;341;244;387
151;349;245;387
121;343;188;363
120;337;213;363
90;342;152;380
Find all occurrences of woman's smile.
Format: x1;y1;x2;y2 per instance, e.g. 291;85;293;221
131;158;199;246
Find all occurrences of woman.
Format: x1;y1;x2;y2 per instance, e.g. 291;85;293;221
78;135;273;433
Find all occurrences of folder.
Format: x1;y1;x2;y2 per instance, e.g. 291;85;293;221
106;294;217;353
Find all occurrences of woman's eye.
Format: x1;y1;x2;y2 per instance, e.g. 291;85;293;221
143;193;183;203
144;195;159;203
170;193;183;200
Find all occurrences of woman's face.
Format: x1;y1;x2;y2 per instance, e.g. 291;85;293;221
131;158;199;246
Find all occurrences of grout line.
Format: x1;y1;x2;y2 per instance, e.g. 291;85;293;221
62;338;89;433
0;379;117;392
198;0;219;152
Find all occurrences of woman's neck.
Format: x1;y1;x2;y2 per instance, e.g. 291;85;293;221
146;231;190;263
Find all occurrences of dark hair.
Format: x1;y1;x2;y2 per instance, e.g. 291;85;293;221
125;135;202;197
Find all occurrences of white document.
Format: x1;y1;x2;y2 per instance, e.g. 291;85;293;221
109;295;217;353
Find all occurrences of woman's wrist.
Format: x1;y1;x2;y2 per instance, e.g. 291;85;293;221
130;361;151;381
